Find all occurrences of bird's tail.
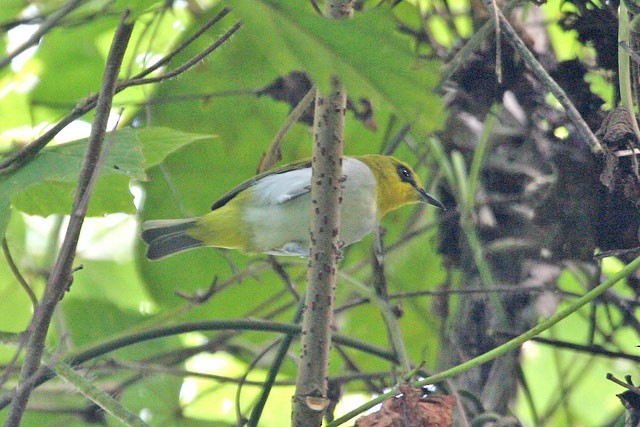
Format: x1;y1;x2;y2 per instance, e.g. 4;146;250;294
141;218;203;260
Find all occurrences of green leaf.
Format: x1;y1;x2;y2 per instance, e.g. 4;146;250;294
12;174;135;216
30;17;113;106
66;259;154;311
62;299;179;359
113;0;166;17
0;127;212;236
230;0;443;126
138;127;216;169
0;0;27;23
118;375;184;426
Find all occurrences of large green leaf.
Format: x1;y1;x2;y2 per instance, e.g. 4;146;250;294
230;0;443;127
66;259;154;311
0;127;212;235
62;299;181;360
12;174;135;216
30;17;114;106
0;0;27;25
118;374;185;427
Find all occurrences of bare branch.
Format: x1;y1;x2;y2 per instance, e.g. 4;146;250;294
4;11;134;425
0;0;85;71
0;10;240;174
480;0;602;152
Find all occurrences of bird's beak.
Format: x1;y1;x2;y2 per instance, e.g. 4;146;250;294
417;187;446;210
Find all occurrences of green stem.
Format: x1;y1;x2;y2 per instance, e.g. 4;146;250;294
619;2;640;141
328;254;640;427
51;358;149;427
451;111;509;325
338;272;411;374
0;319;398;410
482;0;602;152
1;238;37;309
248;296;306;426
467;111;495;207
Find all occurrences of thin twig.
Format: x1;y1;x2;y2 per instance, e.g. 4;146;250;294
102;359;397;387
620;41;640;67
481;0;602;152
0;0;85;71
258;85;317;173
130;7;232;81
491;0;503;83
336;283;548;313
50;357;149;426
0;332;29;391
437;0;522;93
618;5;640;145
1;238;38;309
0;10;240;173
369;229;413;376
520;335;640;363
269;257;301;300
247;297;305;426
333;345;382;394
607;373;640;395
381;124;411;155
122;21;242;87
236;339;283;425
4;12;134;426
0;318;399;410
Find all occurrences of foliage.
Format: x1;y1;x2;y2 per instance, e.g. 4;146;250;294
0;0;638;426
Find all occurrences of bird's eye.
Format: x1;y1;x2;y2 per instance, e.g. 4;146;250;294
397;165;413;182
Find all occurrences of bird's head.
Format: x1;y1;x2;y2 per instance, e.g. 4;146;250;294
358;155;445;217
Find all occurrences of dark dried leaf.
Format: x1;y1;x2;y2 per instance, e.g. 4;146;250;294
355;386;455;427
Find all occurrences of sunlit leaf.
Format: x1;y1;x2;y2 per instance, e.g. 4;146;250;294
230;0;443;127
0;127;212;234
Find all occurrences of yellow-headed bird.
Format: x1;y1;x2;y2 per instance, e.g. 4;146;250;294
141;155;444;260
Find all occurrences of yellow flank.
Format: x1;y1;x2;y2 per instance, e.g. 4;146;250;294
355;155;423;217
187;191;250;250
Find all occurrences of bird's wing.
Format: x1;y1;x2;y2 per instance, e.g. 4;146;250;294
251;166;312;205
211;159;312;210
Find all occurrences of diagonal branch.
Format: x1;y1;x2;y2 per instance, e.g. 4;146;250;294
0;318;399;411
4;11;134;426
0;0;85;71
0;9;241;174
480;0;602;153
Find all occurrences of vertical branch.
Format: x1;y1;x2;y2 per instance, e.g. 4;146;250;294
619;4;640;142
292;2;352;422
292;76;347;426
4;12;134;426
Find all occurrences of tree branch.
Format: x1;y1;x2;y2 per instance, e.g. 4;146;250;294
480;0;602;153
0;0;85;71
0;318;399;411
0;9;240;173
4;12;134;426
328;254;640;427
292;2;352;424
292;76;347;427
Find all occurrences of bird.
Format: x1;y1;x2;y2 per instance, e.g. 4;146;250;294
141;155;445;260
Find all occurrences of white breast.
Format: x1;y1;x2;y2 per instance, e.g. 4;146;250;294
243;158;378;255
